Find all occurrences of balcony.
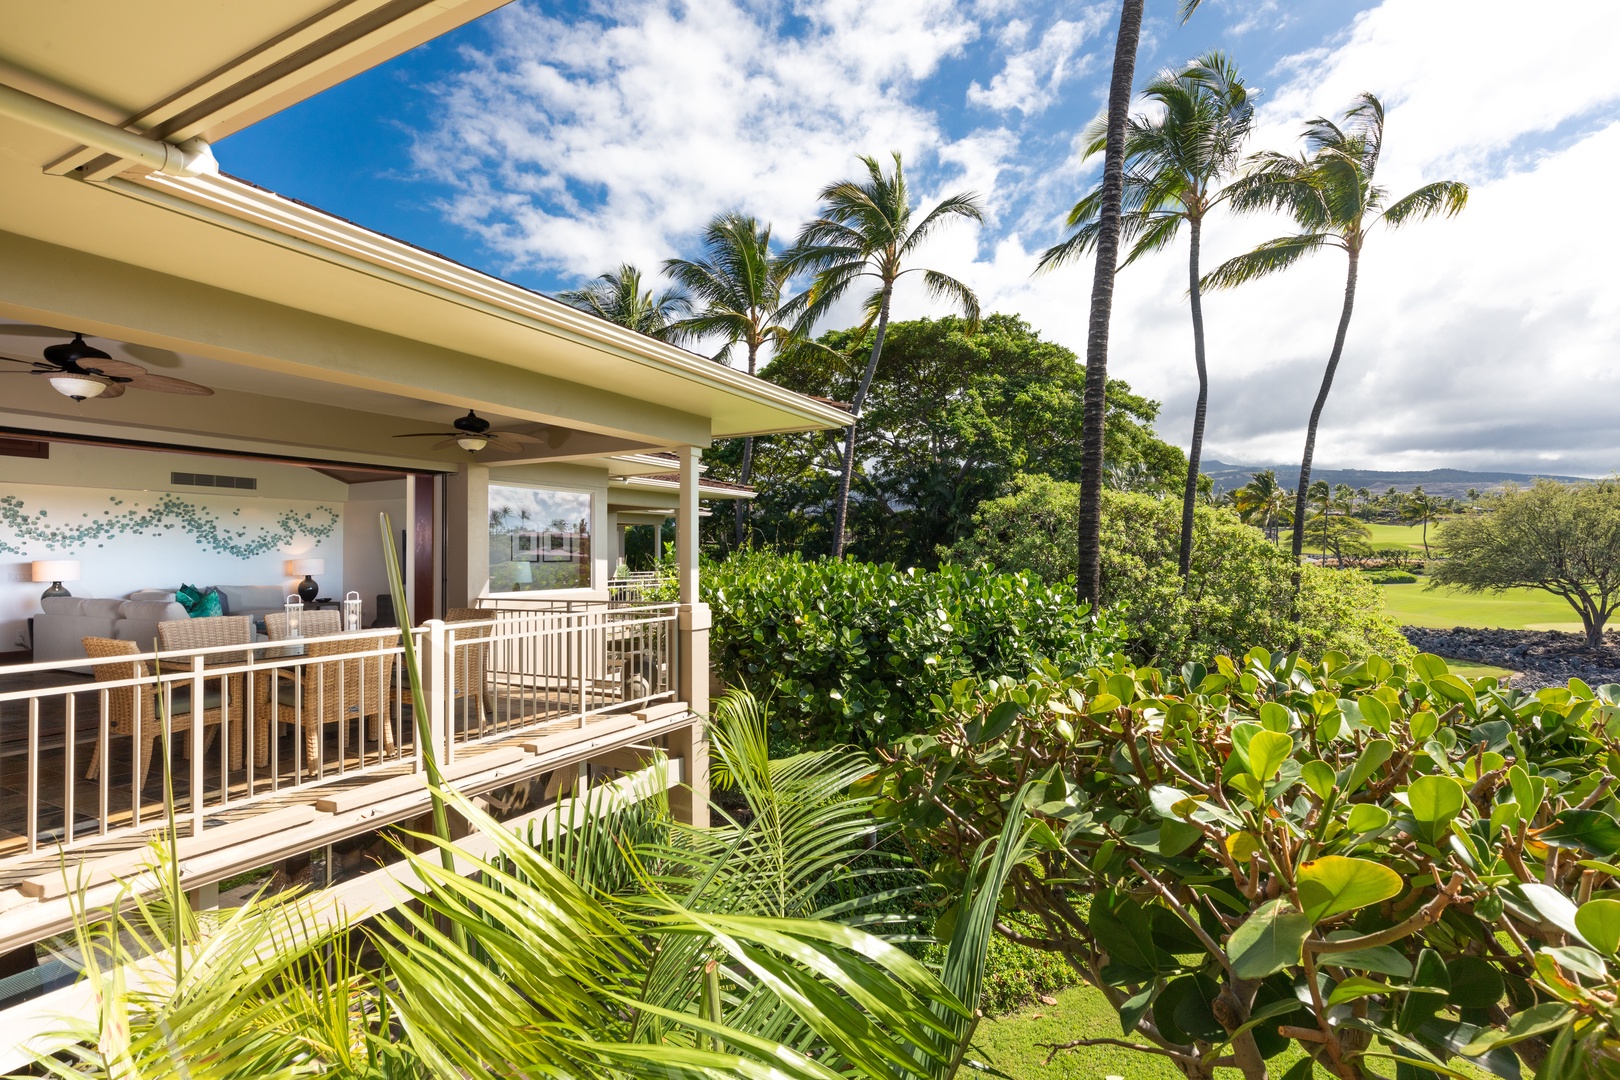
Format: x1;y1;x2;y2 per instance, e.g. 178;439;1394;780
0;600;691;955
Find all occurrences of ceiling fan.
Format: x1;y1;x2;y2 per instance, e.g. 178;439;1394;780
0;333;212;401
393;410;556;454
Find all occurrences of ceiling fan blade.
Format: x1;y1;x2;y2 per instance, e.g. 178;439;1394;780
393;431;457;439
430;437;461;451
124;372;213;396
77;357;149;380
98;380;127;399
0;355;49;369
483;434;525;452
0;324;72;338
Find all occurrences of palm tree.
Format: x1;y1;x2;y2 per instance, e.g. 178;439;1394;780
785;152;983;558
1040;51;1253;582
1051;0;1207;607
1234;469;1291;544
664;213;794;547
1203;93;1468;594
1402;484;1443;557
1307;479;1333;561
557;262;692;341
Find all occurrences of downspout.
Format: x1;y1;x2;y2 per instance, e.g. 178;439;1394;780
0;81;216;177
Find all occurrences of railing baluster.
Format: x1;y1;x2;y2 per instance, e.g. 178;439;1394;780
191;655;206;836
63;693;76;846
26;697;39;854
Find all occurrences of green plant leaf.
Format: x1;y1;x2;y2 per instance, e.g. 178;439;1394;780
1154;973;1225;1044
1412;654;1449;682
1340;739;1393;794
1248;730;1294;782
1512;883;1589;945
1538;809;1620;858
1576;899;1620;955
1405;775;1465;843
1328;943;1414;978
1296;857;1403;924
1228;899;1312;979
1445;955;1505;1008
1357;695;1391;734
1259;702;1292;732
1347;804;1392;834
1459;1002;1573;1056
1301;760;1335;801
1327;976;1404;1005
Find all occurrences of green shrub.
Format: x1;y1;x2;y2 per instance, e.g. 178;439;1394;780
870;649;1620;1080
943;474;1410;666
924;914;1081;1016
1364;569;1417;584
703;550;1126;749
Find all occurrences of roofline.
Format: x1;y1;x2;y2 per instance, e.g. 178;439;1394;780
94;171;853;436
615;475;756;500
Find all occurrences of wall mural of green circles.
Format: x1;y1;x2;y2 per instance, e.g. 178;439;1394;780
0;493;340;558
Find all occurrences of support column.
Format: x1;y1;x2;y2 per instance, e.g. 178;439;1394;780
672;445;709;827
444;463;489;609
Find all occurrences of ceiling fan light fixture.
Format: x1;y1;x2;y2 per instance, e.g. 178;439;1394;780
456;434;490;453
48;374;107;401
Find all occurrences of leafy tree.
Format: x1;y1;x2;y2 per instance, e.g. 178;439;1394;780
744;314;1184;566
664;213;795;545
556;262;691;340
784;152;983;558
870;652;1620;1080
1204;93;1468;592
1432;479;1620;648
944;475;1408;666
1041;51;1253;580
1234;469;1292;543
1400;485;1444;557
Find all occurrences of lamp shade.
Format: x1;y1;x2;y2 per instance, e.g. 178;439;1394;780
32;559;80;583
286;558;325;576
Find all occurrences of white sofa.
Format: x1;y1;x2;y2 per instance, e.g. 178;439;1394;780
32;585;293;665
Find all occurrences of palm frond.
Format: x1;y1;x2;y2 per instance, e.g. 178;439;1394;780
1380;179;1469;228
899;191;985;257
1200;232;1332;290
919;270;981;330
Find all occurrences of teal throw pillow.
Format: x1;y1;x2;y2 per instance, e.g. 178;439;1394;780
176;583;203;612
190;588;224;618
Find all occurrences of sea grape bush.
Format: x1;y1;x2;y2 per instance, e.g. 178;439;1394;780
704;550;1126;749
868;648;1620;1080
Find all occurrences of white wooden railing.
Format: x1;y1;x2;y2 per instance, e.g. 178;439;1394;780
0;603;677;861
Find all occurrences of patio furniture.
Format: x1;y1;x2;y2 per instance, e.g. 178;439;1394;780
81;637;238;790
157;615;254;770
447;608;498;725
256;624;399;774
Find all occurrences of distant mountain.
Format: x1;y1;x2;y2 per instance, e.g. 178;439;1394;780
1200;459;1593;498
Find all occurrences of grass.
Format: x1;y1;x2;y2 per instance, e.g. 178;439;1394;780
1379;581;1582;632
1281;521;1440;555
1446;658;1515;681
971;984;1307;1080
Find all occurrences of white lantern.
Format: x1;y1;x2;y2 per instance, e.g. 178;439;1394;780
343;590;363;632
284;595;305;656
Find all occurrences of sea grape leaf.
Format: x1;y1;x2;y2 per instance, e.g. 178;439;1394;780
1296;856;1403;924
1228;899;1312;979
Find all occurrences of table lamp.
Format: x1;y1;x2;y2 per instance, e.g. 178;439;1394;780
286;558;325;604
31;559;80;601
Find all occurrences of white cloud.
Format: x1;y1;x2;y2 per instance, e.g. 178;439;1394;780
933;0;1620;474
413;0;980;279
966;12;1109;116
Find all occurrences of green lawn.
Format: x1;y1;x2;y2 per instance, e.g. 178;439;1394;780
1282;521;1440;554
1379;581;1582;632
972;984;1306;1080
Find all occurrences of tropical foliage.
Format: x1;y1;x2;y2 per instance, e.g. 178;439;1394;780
783;151;983;557
1041;50;1253;579
869;649;1620;1080
556;262;692;341
703;548;1125;751
1433;479;1620;649
665;213;796;545
24;693;1033;1080
1204;93;1468;577
943;475;1408;666
728;313;1186;566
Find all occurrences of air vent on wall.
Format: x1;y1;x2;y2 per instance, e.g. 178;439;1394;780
171;471;258;490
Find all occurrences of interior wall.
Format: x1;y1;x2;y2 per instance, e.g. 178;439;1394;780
0;443;349;652
342;478;408;626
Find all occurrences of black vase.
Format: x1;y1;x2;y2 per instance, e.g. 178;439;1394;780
297;575;319;604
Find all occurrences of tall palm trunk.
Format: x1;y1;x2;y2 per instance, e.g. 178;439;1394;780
1290;249;1360;598
832;284;893;557
1077;0;1146;607
736;341;760;548
1178;213;1208;580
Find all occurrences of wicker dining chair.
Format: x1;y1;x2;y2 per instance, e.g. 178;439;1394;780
447;608;498;725
258;630;400;775
82;637;239;791
156;616;253;769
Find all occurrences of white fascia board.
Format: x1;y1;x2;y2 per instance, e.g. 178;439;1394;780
99;172;853;435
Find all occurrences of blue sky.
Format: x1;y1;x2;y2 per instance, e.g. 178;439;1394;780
220;0;1620;475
